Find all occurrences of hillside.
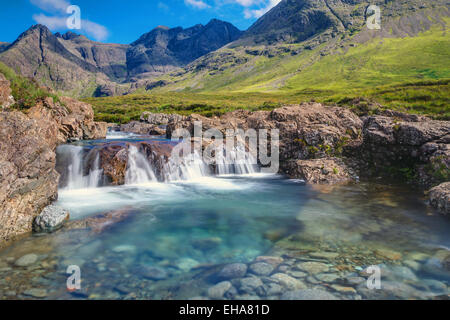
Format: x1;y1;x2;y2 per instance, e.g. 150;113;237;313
0;20;241;97
84;0;450;123
150;0;449;92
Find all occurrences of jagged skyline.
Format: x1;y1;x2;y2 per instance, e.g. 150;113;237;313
0;0;281;43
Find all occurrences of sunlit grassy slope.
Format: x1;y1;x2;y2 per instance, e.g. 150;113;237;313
85;21;450;123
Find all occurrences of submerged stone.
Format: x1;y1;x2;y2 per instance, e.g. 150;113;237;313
207;281;232;299
136;266;168;280
218;263;247;280
296;261;329;274
15;254;38;267
271;273;307;290
249;262;274;276
23;288;48;298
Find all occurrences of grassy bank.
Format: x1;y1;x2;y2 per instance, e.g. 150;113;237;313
84;78;449;124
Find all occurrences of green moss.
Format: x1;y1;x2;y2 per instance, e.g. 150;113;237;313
0;62;62;110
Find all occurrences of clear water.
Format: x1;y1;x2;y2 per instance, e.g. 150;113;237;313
0;135;449;300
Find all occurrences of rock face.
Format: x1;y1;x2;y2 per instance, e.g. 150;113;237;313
0;76;107;244
357;112;450;187
33;205;70;233
428;182;450;215
167;103;363;184
283;158;358;184
127;20;242;78
165;103;449;187
0;25;127;97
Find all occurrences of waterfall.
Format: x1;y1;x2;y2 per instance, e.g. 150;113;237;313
215;146;258;175
57;141;261;190
163;151;211;182
57;145;103;190
125;145;157;184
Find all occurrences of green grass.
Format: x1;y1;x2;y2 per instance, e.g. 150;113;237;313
84;78;449;123
0;62;61;110
85;19;450;124
284;24;450;92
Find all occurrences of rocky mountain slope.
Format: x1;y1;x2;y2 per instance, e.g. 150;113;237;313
127;19;242;79
0;20;242;97
151;0;449;93
0;1;448;99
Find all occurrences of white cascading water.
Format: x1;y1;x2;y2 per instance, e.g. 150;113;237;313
163;151;211;182
58;142;260;189
59;145;103;190
125;145;157;184
215;146;258;175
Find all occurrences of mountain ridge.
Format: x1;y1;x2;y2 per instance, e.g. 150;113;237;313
0;0;448;98
0;19;242;96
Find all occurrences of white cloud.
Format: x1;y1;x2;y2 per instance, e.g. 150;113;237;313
30;0;70;13
158;2;170;12
32;14;67;29
243;0;281;19
185;0;211;9
234;0;260;7
30;0;109;41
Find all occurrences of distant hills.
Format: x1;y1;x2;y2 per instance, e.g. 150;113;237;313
0;0;449;98
0;19;241;97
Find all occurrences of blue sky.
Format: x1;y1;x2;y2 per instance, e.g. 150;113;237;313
0;0;281;44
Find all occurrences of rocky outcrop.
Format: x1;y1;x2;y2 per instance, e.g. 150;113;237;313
283;158;358;184
0;78;107;244
428;182;450;215
119;121;165;136
356;113;450;187
166;103;363;184
140;112;187;125
163;103;449;186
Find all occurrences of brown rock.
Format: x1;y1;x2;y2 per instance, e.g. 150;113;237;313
0;80;106;244
428;182;450;215
283;157;357;184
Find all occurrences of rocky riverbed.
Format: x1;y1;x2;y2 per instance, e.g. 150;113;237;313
0;178;448;300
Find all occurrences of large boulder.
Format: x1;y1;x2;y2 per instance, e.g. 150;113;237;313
283;158;358;184
428;182;450;215
33;205;70;233
0;77;107;244
359;114;450;187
